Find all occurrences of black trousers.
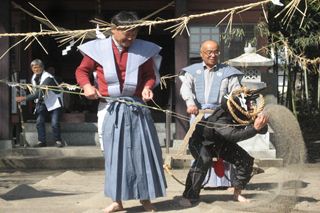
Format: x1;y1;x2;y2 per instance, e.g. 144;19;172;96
182;135;254;200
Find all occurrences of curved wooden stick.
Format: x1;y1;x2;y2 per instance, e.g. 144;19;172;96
178;109;214;155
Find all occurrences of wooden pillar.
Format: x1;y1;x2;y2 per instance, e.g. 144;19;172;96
0;0;11;147
174;0;189;139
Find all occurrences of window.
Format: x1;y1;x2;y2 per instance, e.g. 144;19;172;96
189;25;255;62
189;26;220;60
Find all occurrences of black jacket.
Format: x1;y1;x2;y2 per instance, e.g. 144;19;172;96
202;107;268;146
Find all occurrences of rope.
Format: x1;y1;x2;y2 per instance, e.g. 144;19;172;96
0;0;273;38
2;79;247;129
226;87;265;124
178;109;213;156
163;164;185;186
3;79;267;186
1;0;318;68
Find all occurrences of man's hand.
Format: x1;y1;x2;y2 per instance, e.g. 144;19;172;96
16;96;26;103
187;105;199;115
83;84;100;100
253;112;269;131
142;87;153;102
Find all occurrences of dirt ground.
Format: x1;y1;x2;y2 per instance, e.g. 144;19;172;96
1;163;320;213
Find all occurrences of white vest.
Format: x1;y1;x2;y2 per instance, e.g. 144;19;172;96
78;37;162;97
31;71;63;111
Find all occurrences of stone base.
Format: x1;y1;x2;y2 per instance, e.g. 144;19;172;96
238;132;276;159
0;140;13;150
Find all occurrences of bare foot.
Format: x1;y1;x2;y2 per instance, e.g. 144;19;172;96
252;166;265;175
140;200;156;212
233;188;250;203
103;201;124;213
178;197;192;207
233;194;250;203
227;187;234;192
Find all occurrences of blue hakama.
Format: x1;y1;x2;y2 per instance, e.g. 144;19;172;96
102;97;167;201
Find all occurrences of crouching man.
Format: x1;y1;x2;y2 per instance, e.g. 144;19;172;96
180;87;269;206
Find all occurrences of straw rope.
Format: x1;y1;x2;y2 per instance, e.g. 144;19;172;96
1;0;272;39
226;87;265;125
1;0;317;68
1;79;248;130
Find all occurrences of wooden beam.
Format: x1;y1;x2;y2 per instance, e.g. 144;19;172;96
174;0;189;139
13;0;174;11
0;0;11;141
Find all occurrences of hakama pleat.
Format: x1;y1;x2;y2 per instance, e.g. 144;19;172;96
102;97;167;201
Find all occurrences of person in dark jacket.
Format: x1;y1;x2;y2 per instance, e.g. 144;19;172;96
180;88;269;206
16;59;64;147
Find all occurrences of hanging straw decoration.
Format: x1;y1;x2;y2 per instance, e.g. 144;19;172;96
274;0;306;29
0;0;288;60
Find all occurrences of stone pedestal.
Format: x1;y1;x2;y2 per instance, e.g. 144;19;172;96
0;140;13;150
238;132;276;159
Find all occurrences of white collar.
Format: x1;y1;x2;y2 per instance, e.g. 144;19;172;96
111;36;123;52
202;62;218;71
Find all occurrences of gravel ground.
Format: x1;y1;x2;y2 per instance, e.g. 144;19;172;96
1;163;320;213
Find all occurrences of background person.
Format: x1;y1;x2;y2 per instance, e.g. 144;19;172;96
16;59;64;148
179;39;243;189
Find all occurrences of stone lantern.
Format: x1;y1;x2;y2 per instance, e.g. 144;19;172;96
227;44;276;160
228;43;274;90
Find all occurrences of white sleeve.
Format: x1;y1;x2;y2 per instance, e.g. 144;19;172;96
228;75;242;92
179;72;196;106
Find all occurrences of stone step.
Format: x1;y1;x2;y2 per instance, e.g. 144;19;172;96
23;122;176;132
164;152;283;169
0;146;103;157
0;146;103;170
0;155;105;170
0;146;283;170
21;122;175;147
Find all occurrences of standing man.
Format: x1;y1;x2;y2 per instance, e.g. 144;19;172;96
179;40;243;201
75;11;166;213
16;59;64;148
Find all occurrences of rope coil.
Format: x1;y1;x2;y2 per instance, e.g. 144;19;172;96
227;87;265;124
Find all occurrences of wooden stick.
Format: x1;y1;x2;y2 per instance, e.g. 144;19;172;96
17;103;28;147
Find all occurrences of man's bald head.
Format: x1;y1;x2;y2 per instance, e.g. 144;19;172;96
200;40;220;68
200;40;219;52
